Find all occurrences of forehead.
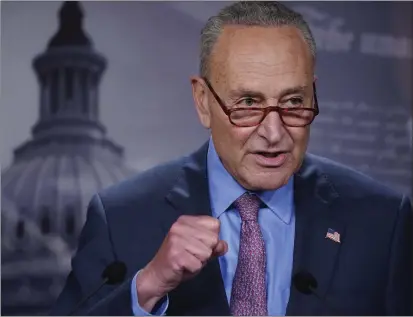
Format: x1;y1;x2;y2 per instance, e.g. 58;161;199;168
210;25;314;87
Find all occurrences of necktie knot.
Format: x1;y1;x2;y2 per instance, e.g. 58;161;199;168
233;192;261;221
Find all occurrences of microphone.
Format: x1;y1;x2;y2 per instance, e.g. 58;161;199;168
68;261;127;315
293;270;319;296
293;270;336;313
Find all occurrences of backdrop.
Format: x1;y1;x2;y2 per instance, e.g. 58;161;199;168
1;1;412;315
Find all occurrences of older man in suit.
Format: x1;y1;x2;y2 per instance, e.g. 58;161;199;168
51;1;412;316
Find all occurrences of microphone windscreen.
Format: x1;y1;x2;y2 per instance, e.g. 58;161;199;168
293;271;318;295
101;261;127;285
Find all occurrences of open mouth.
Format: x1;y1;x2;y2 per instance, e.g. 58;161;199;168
253;151;288;167
255;151;285;157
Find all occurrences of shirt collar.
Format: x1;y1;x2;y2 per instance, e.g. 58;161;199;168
207;137;294;224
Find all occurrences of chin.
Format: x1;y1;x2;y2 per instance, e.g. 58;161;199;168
241;169;292;191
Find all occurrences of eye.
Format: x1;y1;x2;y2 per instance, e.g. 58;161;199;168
239;97;256;107
286;97;304;107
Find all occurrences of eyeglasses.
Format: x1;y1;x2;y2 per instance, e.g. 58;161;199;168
203;77;319;127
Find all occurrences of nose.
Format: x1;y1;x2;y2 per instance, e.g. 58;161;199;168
256;110;286;144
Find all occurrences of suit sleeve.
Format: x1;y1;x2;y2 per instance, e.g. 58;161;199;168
49;193;134;315
385;195;413;316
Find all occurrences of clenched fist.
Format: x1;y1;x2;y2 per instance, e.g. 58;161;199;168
135;215;228;311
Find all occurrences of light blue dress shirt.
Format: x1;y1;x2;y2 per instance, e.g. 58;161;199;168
131;138;295;315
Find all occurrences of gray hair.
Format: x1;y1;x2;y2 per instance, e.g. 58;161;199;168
199;1;316;78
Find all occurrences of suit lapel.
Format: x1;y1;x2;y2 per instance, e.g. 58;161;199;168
287;155;345;315
164;142;230;316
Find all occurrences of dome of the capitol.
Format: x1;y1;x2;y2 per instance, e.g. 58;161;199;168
1;1;136;315
2;148;133;246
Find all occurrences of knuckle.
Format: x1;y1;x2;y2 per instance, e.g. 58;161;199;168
197;258;204;269
211;234;219;247
166;239;182;261
171;258;182;272
167;232;179;246
169;221;182;236
212;218;220;227
170;250;184;270
210;218;220;231
205;248;213;259
188;260;202;274
169;244;179;258
177;215;189;223
169;225;177;235
197;248;212;262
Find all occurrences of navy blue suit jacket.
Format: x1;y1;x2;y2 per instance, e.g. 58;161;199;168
50;142;412;315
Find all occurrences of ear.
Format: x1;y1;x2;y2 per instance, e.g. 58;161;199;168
191;76;211;129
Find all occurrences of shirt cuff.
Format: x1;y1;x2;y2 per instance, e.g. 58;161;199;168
130;270;169;316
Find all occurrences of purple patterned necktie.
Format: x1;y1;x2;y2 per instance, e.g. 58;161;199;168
230;192;268;316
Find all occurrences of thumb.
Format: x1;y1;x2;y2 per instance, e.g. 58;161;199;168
212;240;228;257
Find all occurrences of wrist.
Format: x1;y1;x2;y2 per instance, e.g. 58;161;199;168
136;267;166;312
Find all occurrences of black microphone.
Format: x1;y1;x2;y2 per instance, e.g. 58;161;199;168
293;270;319;296
293;270;337;313
68;261;127;315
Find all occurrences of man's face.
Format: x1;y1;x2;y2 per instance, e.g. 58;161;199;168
192;25;315;191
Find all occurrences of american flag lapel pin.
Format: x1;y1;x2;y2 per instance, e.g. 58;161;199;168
325;228;341;243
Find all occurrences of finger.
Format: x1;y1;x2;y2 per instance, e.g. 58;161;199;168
176;219;220;249
178;250;203;274
169;232;214;262
212;240;228;257
181;215;221;234
182;235;215;263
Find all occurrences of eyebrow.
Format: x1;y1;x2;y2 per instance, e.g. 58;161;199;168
280;85;309;96
228;85;309;99
228;88;265;99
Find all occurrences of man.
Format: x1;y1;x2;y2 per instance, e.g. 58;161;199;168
51;1;412;316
